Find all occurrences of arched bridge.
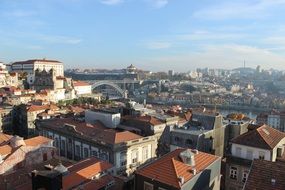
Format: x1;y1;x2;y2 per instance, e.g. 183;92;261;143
91;80;127;98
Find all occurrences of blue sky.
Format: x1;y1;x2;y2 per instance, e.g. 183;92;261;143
1;0;285;71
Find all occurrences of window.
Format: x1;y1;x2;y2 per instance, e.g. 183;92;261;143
142;147;148;160
131;149;138;164
259;151;265;160
277;148;283;157
120;151;127;167
43;153;47;161
144;182;153;190
54;138;59;148
246;150;253;160
83;148;89;158
91;150;98;157
230;167;238;180
100;152;108;161
174;137;180;142
242;171;248;183
61;140;66;151
186;139;193;145
235;147;241;157
75;145;81;157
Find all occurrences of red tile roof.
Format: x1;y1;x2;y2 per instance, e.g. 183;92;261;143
0;144;13;155
123;115;164;126
40;118;142;145
73;80;90;87
0;136;52;156
63;157;113;190
231;124;285;149
24;136;52;147
82;174;114;190
0;133;12;145
27;104;59;112
244;159;285;190
135;148;220;189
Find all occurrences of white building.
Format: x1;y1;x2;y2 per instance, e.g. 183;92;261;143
225;125;285;190
0;62;19;88
85;109;121;128
11;59;64;84
72;80;92;96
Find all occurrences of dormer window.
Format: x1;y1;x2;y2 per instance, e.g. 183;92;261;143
259;151;265;160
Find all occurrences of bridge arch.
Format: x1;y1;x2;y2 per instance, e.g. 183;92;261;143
91;81;126;98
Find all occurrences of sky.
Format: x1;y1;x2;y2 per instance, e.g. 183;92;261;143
1;0;285;72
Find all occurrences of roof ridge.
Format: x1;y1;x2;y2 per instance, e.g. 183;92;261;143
171;158;181;188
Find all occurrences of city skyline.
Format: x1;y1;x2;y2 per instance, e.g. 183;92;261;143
1;0;285;71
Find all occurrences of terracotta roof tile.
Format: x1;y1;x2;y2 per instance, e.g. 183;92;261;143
63;157;113;190
82;175;114;190
27;104;59;112
135;148;220;189
24;136;52;147
39;118;142;145
72;80;90;87
122;115;164;126
244;159;285;190
231;124;285;149
0;144;13;155
0;133;12;145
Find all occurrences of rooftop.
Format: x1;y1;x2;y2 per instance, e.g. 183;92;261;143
231;124;285;150
63;157;113;190
244;159;285;190
72;80;91;87
135;148;220;189
38;118;142;145
12;59;62;65
0;135;52;156
27;104;59;112
122;115;164;126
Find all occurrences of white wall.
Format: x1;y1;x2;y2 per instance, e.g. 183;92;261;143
74;85;92;95
231;143;271;161
85;110;121;128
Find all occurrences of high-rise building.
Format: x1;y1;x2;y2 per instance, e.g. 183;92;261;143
168;69;174;76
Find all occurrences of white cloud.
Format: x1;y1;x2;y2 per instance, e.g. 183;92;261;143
26;45;43;50
2;10;37;17
38;35;82;45
100;0;123;5
176;31;246;41
193;0;285;20
143;44;285;71
146;0;168;9
145;41;172;49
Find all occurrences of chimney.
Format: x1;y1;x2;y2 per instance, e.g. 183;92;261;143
179;149;195;167
178;176;184;185
191;167;197;175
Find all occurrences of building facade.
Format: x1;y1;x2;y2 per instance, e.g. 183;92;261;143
225;125;285;190
36;118;157;176
11;59;64;85
170;111;225;157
